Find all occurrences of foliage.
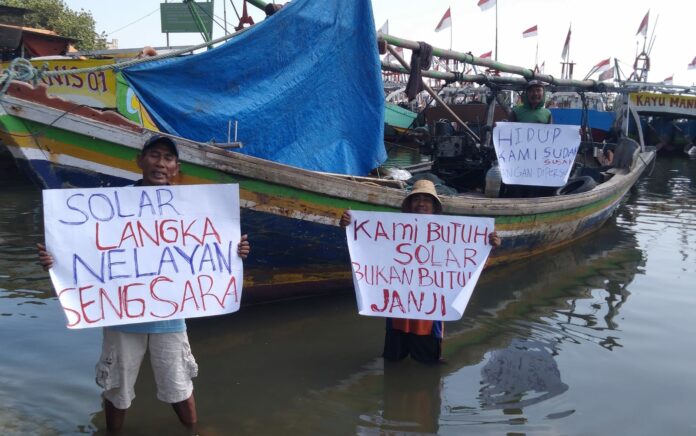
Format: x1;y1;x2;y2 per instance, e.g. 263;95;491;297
0;0;107;50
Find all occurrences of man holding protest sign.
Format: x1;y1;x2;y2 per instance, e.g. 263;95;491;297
37;135;250;433
340;179;500;364
504;80;559;197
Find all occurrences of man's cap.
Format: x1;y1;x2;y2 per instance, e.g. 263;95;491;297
401;179;443;213
142;134;179;158
526;80;545;89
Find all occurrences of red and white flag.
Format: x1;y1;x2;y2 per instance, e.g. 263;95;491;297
383;45;403;64
479;50;493;59
478;0;496;12
561;26;571;59
522;25;538;38
594;58;611;73
663;75;673;85
636;10;649;37
688;57;696;70
435;7;452;32
599;68;614;82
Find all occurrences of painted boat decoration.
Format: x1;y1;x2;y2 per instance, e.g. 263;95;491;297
0;81;654;302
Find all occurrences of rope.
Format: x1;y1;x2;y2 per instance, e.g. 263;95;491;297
1;24;254;85
0;58;39;96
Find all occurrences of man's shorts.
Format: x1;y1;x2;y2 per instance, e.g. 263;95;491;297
95;329;198;409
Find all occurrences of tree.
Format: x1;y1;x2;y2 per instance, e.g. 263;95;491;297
0;0;107;51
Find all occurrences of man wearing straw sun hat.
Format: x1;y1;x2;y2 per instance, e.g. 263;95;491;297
340;179;500;364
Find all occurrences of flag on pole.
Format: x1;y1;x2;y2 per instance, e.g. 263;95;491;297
636;10;649;37
663;75;673;85
688;57;696;70
378;20;389;35
477;0;496;11
561;26;571;59
522;25;538;38
435;7;452;32
599;68;614;82
594;58;611;73
383;45;403;64
479;50;493;59
636;9;650;36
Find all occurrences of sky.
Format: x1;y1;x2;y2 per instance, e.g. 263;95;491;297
62;0;695;85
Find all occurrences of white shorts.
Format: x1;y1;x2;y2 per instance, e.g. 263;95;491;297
95;329;198;409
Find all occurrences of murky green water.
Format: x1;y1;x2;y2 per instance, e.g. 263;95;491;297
1;157;695;435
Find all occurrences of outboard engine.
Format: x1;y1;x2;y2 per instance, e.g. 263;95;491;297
426;118;491;192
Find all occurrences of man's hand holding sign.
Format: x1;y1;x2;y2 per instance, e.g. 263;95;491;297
340;180;500;364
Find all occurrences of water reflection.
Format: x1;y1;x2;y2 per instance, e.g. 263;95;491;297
478;339;568;410
381;361;443;434
217;219;645;435
2;157;695;434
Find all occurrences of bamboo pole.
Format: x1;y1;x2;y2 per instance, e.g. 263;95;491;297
380;33;619;92
386;45;480;143
245;0;268;10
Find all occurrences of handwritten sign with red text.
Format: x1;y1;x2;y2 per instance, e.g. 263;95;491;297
345;211;494;321
493;122;580;187
43;184;243;329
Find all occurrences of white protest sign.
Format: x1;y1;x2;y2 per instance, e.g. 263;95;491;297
43;184;243;329
345;210;494;321
493;122;581;187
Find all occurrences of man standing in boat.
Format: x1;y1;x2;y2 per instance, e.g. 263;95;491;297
509;80;553;124
340;180;500;364
505;80;556;197
37;135;251;433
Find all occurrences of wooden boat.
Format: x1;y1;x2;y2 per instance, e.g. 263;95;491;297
0;0;658;302
616;91;696;155
546;92;615;142
0;80;654;302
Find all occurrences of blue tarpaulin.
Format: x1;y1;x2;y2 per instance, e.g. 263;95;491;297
122;0;385;175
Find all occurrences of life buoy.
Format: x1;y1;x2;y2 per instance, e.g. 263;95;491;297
555;176;597;195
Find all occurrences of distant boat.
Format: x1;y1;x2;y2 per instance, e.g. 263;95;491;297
547;92;615;142
615;91;696;155
384;101;417;130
